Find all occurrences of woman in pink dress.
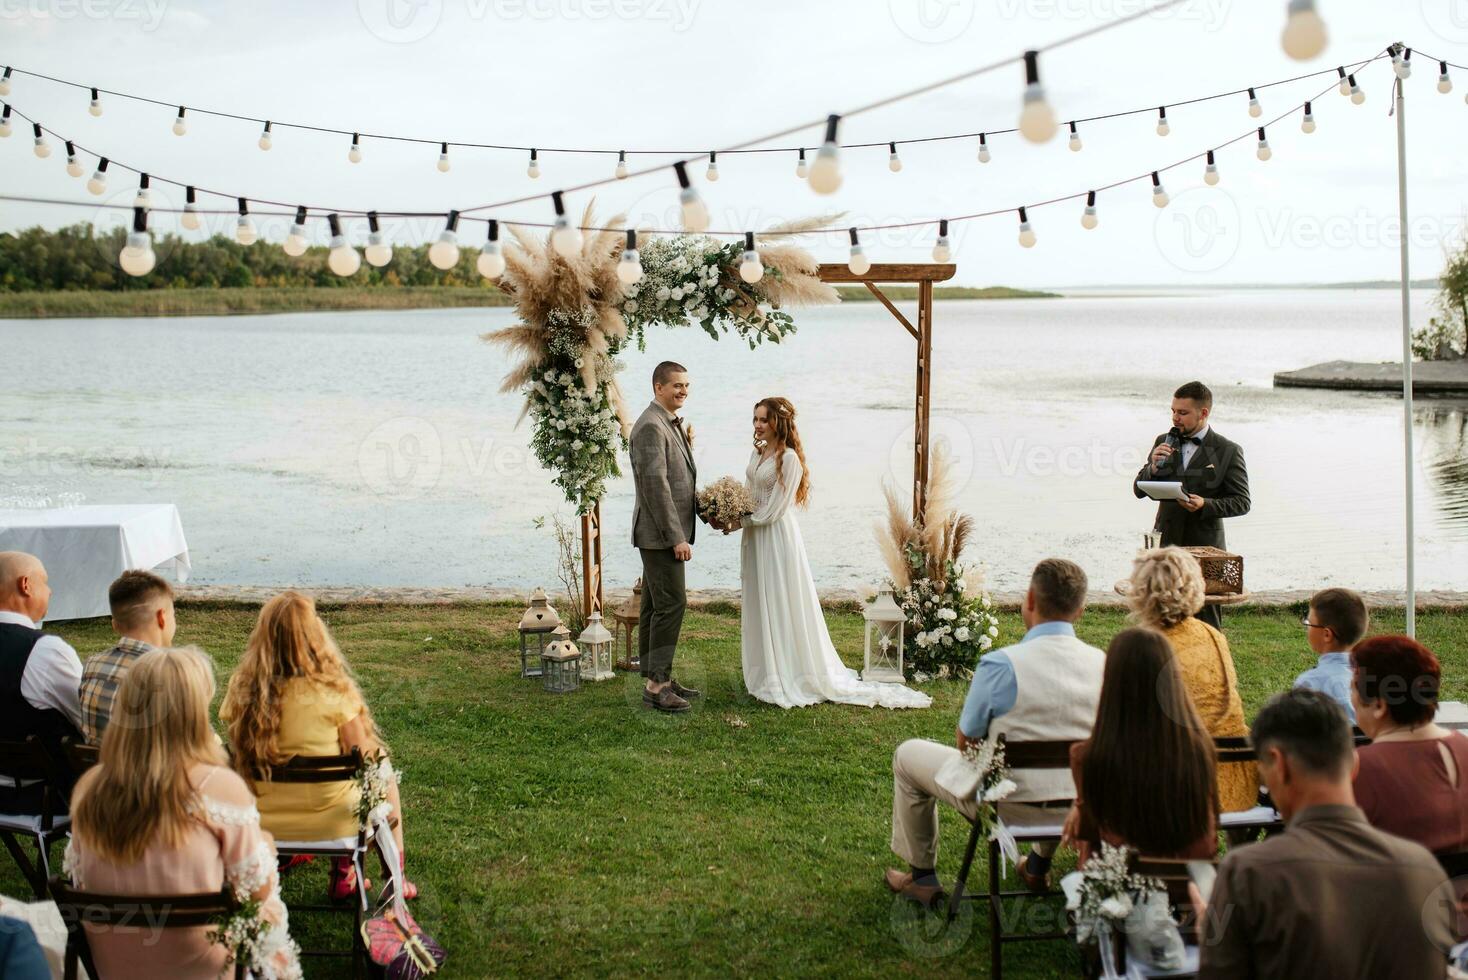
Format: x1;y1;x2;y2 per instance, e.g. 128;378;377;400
66;646;301;980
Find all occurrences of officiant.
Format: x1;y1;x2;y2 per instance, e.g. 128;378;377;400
1132;381;1250;629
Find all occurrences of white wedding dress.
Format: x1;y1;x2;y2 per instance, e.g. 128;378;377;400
740;448;931;710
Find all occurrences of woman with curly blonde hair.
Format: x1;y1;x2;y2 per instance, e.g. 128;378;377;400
1126;547;1257;813
220;590;414;901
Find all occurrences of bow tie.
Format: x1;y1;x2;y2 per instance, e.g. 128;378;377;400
1183;436;1202;446
670;416;683;427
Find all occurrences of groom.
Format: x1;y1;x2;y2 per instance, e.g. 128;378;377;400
630;361;702;714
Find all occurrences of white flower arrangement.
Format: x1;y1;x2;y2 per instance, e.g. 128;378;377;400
210;898;303;980
1064;842;1167;945
896;548;1001;679
356;753;400;825
696;476;756;526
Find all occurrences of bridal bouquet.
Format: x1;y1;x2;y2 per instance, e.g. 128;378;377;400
697;476;755;527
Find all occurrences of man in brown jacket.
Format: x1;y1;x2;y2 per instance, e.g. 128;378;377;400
1199;689;1457;978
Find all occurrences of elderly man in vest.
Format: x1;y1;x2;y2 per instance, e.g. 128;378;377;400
885;558;1105;903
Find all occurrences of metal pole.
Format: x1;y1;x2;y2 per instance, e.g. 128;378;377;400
1394;74;1416;636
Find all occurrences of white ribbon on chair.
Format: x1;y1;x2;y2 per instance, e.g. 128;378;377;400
992;817;1020;879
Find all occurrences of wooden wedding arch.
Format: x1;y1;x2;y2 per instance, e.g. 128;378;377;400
579;262;958;618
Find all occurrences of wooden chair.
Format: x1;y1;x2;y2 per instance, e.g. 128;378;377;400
1092;856;1217;979
50;876;247;980
1212;737;1284;837
0;737;72;898
60;738;99;783
945;735;1076;980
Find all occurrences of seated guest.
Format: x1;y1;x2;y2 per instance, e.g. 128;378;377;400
1127;547;1257;813
67;647;300;980
1198;689;1456;978
79;569;177;745
1293;587;1368;723
0;916;49;980
0;552;83;813
885;558;1105;903
1062;627;1218;866
220;590;415;901
1352;634;1468;855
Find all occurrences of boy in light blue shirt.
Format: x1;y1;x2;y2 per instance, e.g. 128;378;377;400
1293;587;1368;724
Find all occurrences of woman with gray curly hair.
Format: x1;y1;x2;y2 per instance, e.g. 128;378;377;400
1126;547;1257;813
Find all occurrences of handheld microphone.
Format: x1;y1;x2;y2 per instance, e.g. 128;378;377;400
1158;426;1182;474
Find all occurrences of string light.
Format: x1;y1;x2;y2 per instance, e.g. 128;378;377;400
706;151;719;182
1337;66;1351;96
1256;126;1272;160
172;106;187;136
615;150;628;180
32;123;49;158
181;186;201;230
527;148;540;179
478;219;505;279
65;141;82;177
617;229;642;284
674;160;709;233
327;213;361;277
795;147;807;179
809;114;842;194
1247;87;1262;117
1393;46;1412;80
1018;50;1058;143
932;219;952;261
0;104;9;137
257;121;272;150
739;231;764;282
1017;206;1036;248
846;227;870;275
1081;190;1098;229
283;206;309;257
1439;62;1453;94
349;133;362;163
977;132;991;163
133;173;150;208
1156;107;1170;136
0;67;10;97
118;206;155;276
1204;149;1220;185
1281;0;1327;61
1150;171;1169;208
428;210;461;269
235;198;257;245
1068;121;1082;152
1348;73;1365;104
365;211;393;267
550;190;583;258
437;141;451;173
88;87;101;116
888;141;903;173
86;156;108;195
1301;100;1316;133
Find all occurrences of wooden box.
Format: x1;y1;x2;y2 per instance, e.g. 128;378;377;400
1185;546;1244;595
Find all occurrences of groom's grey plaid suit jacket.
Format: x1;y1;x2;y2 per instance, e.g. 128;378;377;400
629;400;698;550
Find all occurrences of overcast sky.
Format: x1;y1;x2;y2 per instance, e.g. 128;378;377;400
2;0;1464;287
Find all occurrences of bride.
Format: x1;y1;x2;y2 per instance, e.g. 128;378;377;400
723;397;930;710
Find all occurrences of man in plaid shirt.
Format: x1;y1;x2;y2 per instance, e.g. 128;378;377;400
80;570;176;744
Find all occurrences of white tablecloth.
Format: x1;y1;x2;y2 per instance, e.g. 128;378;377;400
0;505;191;621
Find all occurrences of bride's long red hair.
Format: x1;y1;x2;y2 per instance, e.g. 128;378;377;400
755;396;811;507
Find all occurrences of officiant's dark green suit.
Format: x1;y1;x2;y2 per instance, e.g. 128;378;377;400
630;400;697;684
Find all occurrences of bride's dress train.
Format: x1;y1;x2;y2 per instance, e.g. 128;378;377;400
740;448;931;710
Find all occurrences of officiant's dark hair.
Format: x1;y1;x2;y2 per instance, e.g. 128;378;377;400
1173;380;1213;408
652;361;687;387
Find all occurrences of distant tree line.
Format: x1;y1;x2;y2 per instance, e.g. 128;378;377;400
0;223;497;292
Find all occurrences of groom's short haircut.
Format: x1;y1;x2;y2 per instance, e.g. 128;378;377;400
1173;380;1213;409
1030;558;1088;620
653;361;688;387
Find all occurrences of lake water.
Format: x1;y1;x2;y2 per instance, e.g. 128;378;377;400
4;288;1465;596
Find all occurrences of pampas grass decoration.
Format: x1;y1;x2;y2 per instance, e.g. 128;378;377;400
874;444;973;590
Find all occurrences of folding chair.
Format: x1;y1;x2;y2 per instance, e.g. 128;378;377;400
262;749;372;978
60;739;99;783
1097;855;1218;979
1212;737;1283;837
0;737;72;899
50;876;246;980
945;735;1076;980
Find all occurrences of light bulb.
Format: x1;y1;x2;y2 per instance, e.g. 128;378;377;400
1256;129;1272;161
349;134;362;163
365;211;392;267
182;188;201;230
1439;64;1453;94
616;151;628;179
283;207;309;257
172;107;187;136
1018;51;1058;143
88;88;102;116
932;221;952;261
428;212;460;270
0;68;10;97
1349;75;1365;104
1393;48;1412;80
1081;204;1098;230
809;115;842;194
0;108;10;137
977;134;991;164
795;148;808;179
1247;89;1262;118
1151;173;1169;208
673;162;708;233
888;142;903;172
738;232;763;283
1017;208;1036;248
31;125;49;158
1301;105;1316;133
706;153;719;182
1067;123;1082;152
1281;0;1327;61
133;176;151;208
550;192;583;258
847;244;870;276
478;222;505;279
86;159;108;196
1156;108;1170;136
437;142;450;173
618;231;642;284
1204;152;1220;186
236;219;256;245
118;229;155;277
65;145;83;177
1338;68;1351;96
527;149;540;179
326;214;360;276
258;122;272;150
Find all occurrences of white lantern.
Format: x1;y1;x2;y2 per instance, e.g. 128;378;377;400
541;625;582;694
577;611;616;682
518;586;561;678
862;590;906;683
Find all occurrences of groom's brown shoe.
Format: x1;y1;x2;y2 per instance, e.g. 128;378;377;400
643;687;691;713
668;678;701;699
884;869;944;908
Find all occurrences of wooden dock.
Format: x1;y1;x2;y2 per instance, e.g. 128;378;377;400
1273;359;1468;393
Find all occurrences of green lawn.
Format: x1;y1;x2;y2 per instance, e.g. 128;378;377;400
9;602;1466;978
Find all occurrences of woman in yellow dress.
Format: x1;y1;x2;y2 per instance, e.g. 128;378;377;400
1126;547;1259;813
220;590;415;900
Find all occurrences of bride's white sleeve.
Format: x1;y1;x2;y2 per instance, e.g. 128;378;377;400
746;451;801;527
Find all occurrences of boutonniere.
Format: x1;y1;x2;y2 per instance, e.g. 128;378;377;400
1205;463;1216;469
684;421;695;447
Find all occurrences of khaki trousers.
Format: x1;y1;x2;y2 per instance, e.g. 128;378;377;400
890;738;1061;869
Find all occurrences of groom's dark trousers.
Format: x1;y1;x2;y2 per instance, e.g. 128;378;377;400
638;549;686;683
